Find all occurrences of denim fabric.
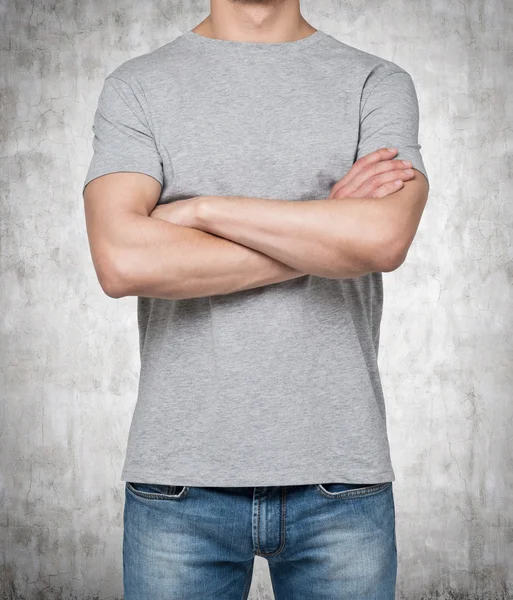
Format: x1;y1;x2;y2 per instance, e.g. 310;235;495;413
123;480;397;599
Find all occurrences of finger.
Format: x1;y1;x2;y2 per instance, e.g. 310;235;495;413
330;147;397;197
369;178;405;199
337;158;413;198
351;167;415;198
332;165;414;200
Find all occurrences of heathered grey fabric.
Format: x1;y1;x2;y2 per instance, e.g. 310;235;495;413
83;28;429;487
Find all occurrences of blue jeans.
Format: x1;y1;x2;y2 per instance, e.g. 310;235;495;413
123;481;397;599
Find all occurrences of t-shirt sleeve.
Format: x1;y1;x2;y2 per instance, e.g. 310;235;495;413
82;74;164;195
355;69;429;186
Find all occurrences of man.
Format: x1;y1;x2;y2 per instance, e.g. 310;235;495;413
83;0;429;597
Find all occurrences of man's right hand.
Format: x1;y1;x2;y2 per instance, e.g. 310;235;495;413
328;148;415;200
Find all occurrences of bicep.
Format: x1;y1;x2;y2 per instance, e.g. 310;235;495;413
82;73;164;292
356;68;430;189
382;169;429;268
355;67;430;267
83;172;162;292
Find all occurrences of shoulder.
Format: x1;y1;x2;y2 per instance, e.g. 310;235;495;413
103;34;187;89
319;31;411;83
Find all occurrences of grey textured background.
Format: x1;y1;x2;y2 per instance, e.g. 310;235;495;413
1;0;512;598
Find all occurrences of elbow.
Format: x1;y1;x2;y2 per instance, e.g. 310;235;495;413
98;269;126;299
95;252;129;299
372;237;408;273
328;236;407;278
101;276;126;299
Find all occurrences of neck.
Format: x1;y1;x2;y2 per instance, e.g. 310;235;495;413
192;0;316;44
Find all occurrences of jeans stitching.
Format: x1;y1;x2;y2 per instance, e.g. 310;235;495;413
126;482;190;500
258;486;287;557
315;481;391;499
254;488;262;555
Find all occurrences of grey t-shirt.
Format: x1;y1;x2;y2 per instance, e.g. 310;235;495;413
83;28;428;487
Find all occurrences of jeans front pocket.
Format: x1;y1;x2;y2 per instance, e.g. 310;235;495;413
126;481;190;500
316;481;391;499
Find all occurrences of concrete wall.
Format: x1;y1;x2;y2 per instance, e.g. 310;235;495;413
1;0;512;598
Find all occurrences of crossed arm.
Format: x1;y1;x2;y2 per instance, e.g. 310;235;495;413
152;170;429;280
83;161;428;301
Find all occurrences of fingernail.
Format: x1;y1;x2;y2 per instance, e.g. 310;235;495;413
404;169;414;175
402;160;412;167
388;148;397;152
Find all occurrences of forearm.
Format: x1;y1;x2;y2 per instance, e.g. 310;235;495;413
111;213;306;300
196;195;401;278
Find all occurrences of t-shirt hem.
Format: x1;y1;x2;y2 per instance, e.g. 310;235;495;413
120;468;396;487
82;166;163;194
